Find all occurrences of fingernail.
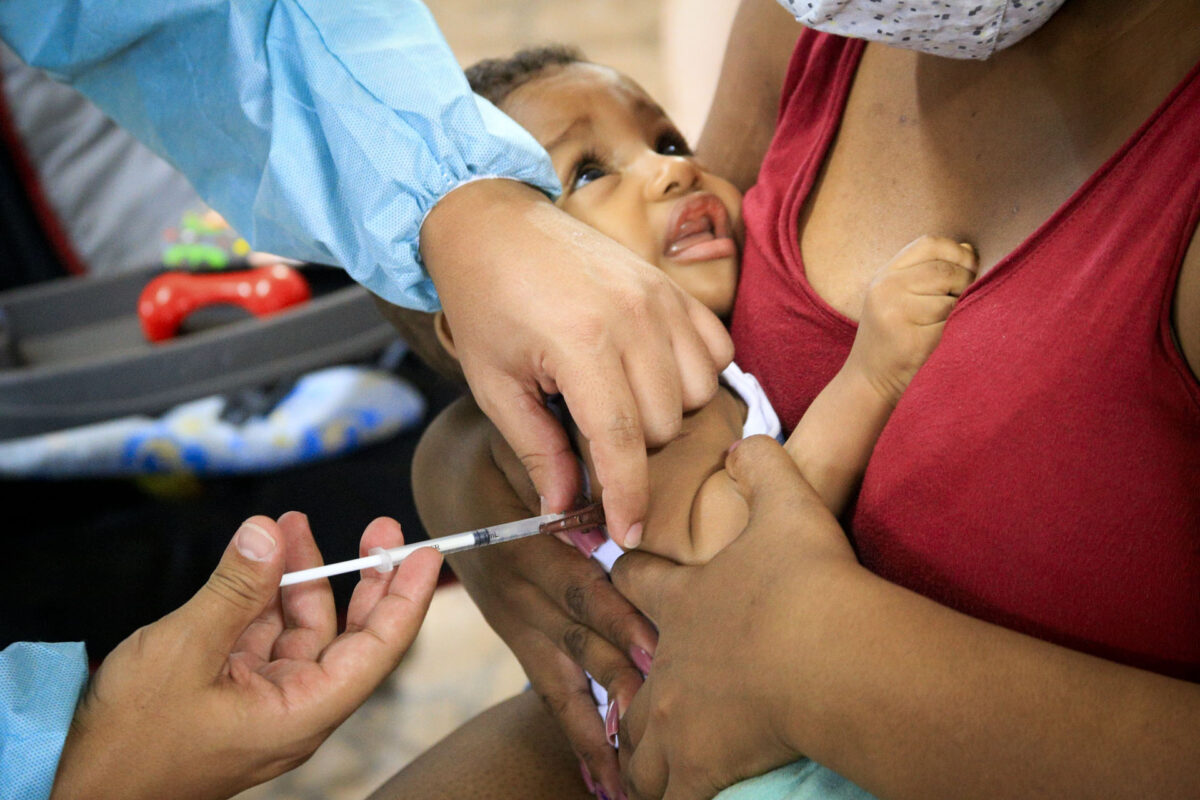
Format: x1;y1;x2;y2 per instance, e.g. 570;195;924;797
568;527;607;557
235;522;276;562
630;645;653;675
578;759;596;794
624;522;643;550
727;439;741;455
605;698;620;747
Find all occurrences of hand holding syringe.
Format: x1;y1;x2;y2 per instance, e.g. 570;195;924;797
280;504;605;586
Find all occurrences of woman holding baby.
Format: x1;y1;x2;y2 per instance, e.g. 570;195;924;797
1;0;1194;797
379;0;1200;798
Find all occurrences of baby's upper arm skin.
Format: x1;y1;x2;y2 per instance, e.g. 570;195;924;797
575;388;746;564
421;388;750;566
412;396;535;539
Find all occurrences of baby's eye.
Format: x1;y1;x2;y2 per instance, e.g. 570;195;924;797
572;163;607;190
655;132;692;157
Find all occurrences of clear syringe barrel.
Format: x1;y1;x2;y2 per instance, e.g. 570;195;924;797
278;512;570;587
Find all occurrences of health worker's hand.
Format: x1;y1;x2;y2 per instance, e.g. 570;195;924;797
421;179;734;548
50;512;442;800
611;436;859;800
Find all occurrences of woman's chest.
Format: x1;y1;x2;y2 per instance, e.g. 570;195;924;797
796;47;1136;321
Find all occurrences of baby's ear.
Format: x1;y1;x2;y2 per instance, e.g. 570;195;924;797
434;310;459;361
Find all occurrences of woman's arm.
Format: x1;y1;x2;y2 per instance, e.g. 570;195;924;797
694;0;803;192
613;437;1200;800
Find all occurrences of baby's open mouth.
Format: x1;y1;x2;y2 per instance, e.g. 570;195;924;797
663;193;737;263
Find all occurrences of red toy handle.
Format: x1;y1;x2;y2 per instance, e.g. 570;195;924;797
138;264;312;342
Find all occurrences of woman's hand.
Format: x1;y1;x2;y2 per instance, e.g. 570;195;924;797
421;179;734;548
611;436;857;799
614;436;1200;800
451;531;659;800
51;513;441;800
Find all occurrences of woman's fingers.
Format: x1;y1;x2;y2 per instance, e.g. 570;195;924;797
610;551;687;625
230;592;284;667
621;707;670;800
546;559;660;658
724;436;829;536
516;640;625;800
272;511;337;661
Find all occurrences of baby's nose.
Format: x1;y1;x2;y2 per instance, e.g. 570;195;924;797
645;155;700;200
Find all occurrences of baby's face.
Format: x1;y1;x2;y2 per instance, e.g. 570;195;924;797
503;64;743;317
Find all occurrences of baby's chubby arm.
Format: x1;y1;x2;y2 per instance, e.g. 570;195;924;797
581;237;975;562
575;388;748;565
786;236;977;513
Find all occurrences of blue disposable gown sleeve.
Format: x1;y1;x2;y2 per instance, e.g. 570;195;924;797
0;642;89;800
0;1;562;311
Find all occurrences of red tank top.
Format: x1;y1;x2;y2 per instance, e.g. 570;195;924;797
731;31;1200;680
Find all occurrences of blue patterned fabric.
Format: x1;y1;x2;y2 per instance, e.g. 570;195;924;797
0;642;88;800
0;0;562;311
0;366;426;478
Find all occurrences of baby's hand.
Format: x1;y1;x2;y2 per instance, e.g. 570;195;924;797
846;235;977;405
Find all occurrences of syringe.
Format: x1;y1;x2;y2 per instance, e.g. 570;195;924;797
279;503;604;587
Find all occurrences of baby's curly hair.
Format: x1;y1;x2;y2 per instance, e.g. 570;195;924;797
377;46;586;385
466;44;585;108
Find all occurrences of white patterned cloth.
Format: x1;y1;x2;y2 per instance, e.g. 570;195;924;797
776;0;1068;59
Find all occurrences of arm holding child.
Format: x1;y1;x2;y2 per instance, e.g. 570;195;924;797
575;235;976;564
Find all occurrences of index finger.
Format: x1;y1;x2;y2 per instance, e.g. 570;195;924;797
470;368;582;515
345;516;407;633
610;550;687;624
556;354;649;547
319;546;442;706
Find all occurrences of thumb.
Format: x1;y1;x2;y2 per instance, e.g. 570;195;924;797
175;516;286;672
724;436;854;561
724;435;823;524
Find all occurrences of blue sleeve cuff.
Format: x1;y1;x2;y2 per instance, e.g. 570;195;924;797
0;0;563;312
0;642;89;800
